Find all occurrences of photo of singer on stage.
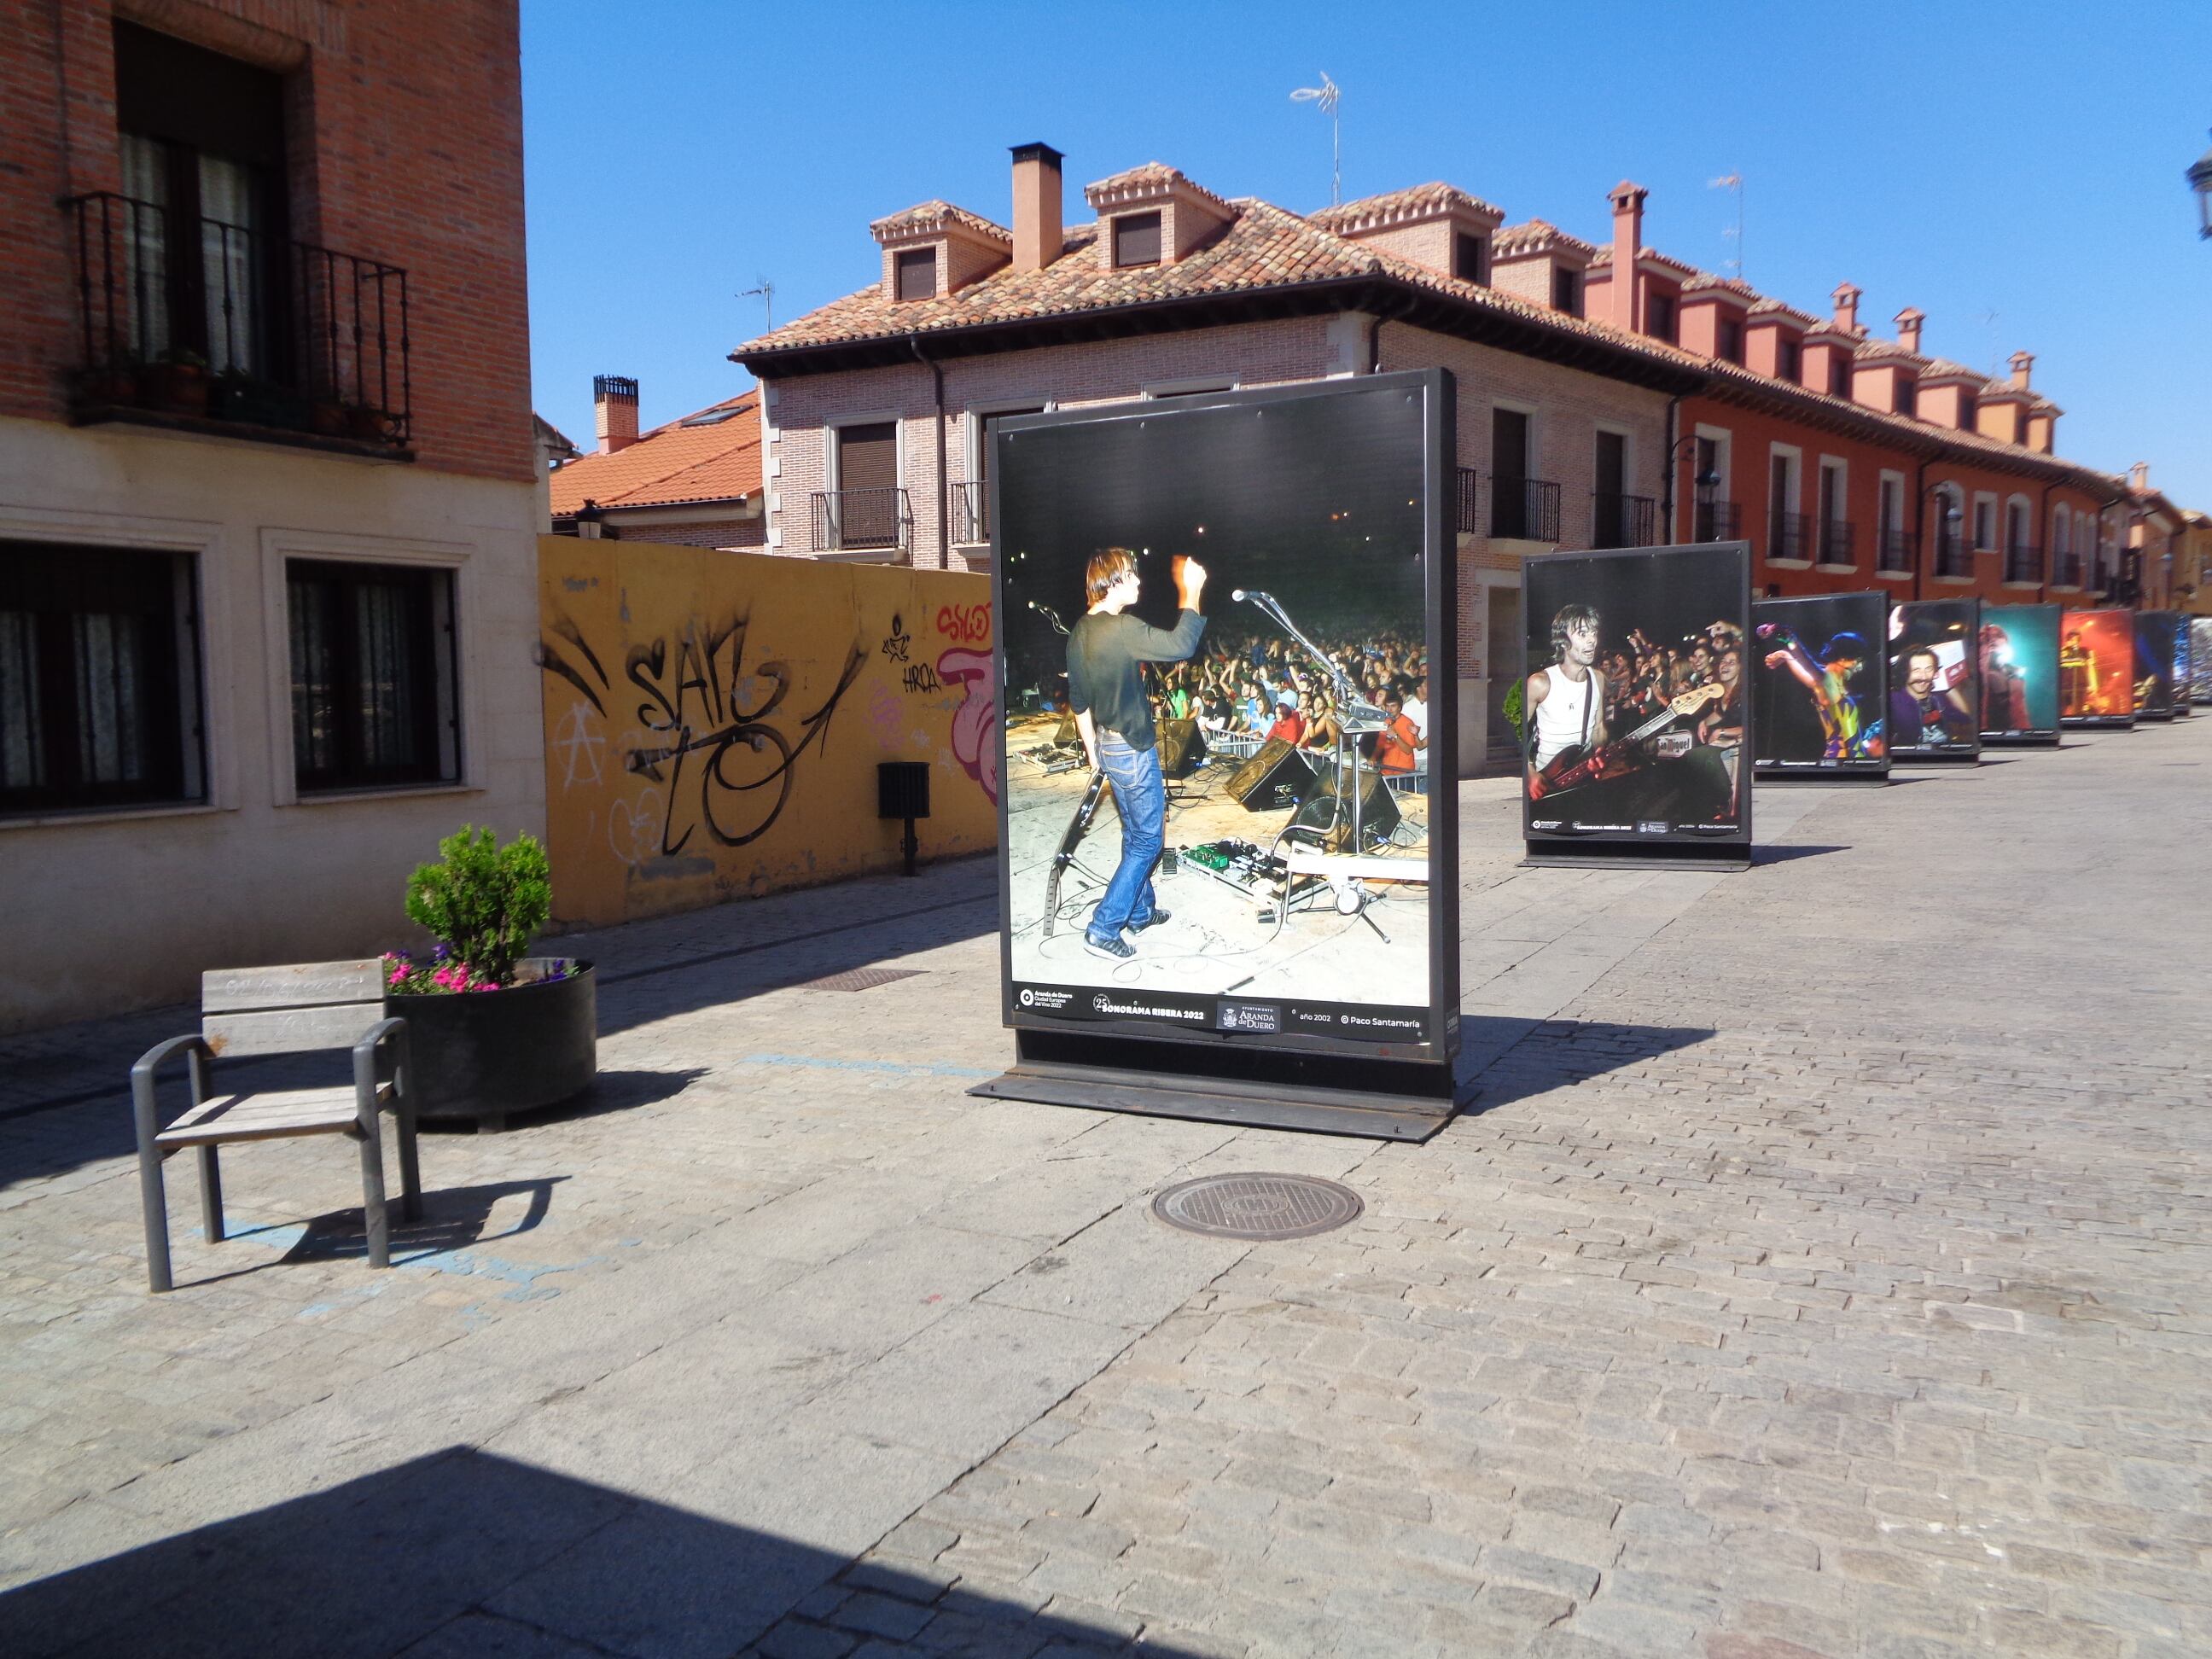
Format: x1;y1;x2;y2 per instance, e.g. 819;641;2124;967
992;375;1451;1051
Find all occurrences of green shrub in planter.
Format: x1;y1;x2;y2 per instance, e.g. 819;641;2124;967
395;826;551;991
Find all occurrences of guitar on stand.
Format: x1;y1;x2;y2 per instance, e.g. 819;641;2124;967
1042;770;1109;939
1528;682;1727;802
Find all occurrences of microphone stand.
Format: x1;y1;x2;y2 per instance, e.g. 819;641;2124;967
1245;592;1388;854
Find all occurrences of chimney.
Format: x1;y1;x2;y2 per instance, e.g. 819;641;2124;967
1607;180;1646;333
594;375;639;454
1010;143;1065;274
1894;306;1924;355
2009;350;2034;390
2130;461;2151;494
1831;283;1861;335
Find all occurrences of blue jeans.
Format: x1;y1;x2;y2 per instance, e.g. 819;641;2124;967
1089;732;1163;942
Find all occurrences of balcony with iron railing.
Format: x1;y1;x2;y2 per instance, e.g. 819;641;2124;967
2052;551;2084;588
1767;510;1810;563
1692;500;1741;544
1488;475;1561;542
1455;468;1481;535
2004;542;2043;585
952;480;988;546
1817;518;1858;568
1934;530;1974;579
62;192;410;453
812;486;912;556
1877;527;1916;574
1591;491;1656;550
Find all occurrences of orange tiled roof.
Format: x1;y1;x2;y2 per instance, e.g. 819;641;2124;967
871;201;1010;244
1310;183;1503;233
1493;218;1595;258
1746;298;1819;325
1083;162;1235;217
548;391;760;515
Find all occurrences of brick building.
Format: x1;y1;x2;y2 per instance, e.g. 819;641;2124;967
0;1;542;1028
735;147;1704;768
545;376;765;549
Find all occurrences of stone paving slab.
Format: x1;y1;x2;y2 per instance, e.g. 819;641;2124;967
1;722;2209;1658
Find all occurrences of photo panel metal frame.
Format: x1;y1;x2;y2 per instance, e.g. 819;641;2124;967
1750;590;1891;784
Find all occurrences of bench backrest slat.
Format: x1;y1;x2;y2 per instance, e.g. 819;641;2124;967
202;960;387;1057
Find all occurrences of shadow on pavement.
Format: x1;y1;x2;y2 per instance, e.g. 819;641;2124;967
1748;843;1848;866
0;1449;1201;1659
1458;1017;1717;1115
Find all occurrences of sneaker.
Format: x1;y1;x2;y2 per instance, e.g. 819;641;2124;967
1128;910;1172;932
1083;931;1136;961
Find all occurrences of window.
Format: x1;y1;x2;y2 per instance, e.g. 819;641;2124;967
1646;293;1677;344
287;560;458;793
114;21;288;376
1959;393;1977;431
1717;318;1744;364
894;248;937;302
1778;338;1802;382
2015;407;2030;446
1452;232;1487;286
1768;449;1802;560
1974;498;1996;550
1893;376;1915;416
1112;211;1161;268
1551;267;1581;316
1877;474;1906;570
1;542;203;813
1829;355;1851;397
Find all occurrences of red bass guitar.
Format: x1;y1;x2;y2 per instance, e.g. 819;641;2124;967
1528;682;1727;801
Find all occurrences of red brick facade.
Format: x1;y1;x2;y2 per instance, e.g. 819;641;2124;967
2;0;533;482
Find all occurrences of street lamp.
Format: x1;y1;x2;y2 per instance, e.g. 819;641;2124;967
2192;131;2212;239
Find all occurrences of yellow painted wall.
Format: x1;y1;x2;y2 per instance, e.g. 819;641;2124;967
538;536;998;926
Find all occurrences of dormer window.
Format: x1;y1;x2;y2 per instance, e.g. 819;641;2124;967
1959;393;1977;430
1892;376;1915;416
1717;318;1743;364
1778;338;1802;381
1112;212;1162;269
1646;294;1678;344
894;248;937;301
1829;357;1850;397
1552;268;1581;316
1453;232;1488;286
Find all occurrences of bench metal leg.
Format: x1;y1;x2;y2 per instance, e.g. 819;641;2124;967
396;1103;422;1225
197;1146;224;1243
131;1069;172;1294
357;1122;391;1270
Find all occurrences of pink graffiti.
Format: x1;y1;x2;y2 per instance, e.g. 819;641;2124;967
937;647;998;804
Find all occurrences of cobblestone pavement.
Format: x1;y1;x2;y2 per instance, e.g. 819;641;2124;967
3;721;2209;1658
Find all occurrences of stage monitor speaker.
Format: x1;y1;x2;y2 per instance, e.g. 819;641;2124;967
1157;719;1206;780
1292;762;1401;850
1225;738;1314;812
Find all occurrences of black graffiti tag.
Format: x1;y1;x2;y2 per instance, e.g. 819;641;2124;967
880;614;911;665
901;661;942;696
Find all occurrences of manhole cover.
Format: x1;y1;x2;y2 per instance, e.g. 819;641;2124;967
1152;1173;1363;1241
800;968;925;993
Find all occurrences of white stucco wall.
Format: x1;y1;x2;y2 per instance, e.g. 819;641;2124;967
0;416;545;1031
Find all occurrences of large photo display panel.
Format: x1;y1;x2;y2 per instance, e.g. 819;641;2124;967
1522;543;1751;850
2171;615;2192;720
1751;591;1889;777
1980;604;2062;743
992;372;1455;1062
2192;619;2212;706
2060;609;2134;726
1886;599;1982;760
2136;612;2180;721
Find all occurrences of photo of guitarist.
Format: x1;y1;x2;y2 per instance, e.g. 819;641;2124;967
1526;602;1739;828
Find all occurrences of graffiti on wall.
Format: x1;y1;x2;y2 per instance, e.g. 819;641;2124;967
537;538;998;926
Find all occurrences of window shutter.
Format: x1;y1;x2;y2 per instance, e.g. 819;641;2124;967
1113;212;1161;268
894;248;937;301
837;423;898;493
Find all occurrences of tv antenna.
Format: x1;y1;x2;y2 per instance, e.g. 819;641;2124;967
1708;172;1743;278
1291;73;1342;207
739;276;774;332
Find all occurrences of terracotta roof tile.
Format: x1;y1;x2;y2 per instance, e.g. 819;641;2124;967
1493;218;1595;258
1082;162;1234;217
548;392;760;515
1310;182;1503;233
870;201;1010;243
1746;298;1819;326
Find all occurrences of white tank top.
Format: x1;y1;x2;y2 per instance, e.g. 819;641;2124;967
1534;668;1596;765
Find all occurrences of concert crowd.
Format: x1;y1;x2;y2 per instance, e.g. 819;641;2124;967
1595;616;1747;748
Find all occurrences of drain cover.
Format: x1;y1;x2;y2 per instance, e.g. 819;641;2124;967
800;967;924;993
1152;1173;1363;1241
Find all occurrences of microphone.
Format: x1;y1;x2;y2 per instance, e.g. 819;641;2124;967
1232;589;1272;603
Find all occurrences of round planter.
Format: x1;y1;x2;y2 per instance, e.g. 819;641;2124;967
386;958;597;1128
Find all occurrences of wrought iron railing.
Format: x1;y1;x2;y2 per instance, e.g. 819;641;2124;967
812;487;911;553
1692;500;1741;543
1767;510;1810;562
952;480;988;545
1489;476;1560;542
62;191;410;447
1818;519;1857;567
1591;491;1656;550
2052;552;2084;588
2005;542;2043;585
1934;530;1973;579
1455;468;1481;535
1877;528;1916;574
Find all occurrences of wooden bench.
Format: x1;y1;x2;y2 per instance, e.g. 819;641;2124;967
130;960;423;1293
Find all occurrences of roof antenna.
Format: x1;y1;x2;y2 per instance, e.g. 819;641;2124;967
1708;172;1743;278
1291;73;1342;207
739;276;774;332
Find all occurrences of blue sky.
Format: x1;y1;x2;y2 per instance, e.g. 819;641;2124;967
523;0;2212;508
